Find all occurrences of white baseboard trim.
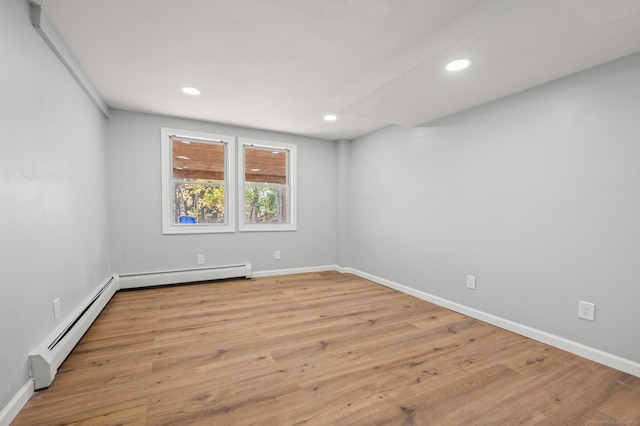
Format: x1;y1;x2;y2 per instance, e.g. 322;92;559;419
252;265;339;278
0;380;33;426
341;267;640;378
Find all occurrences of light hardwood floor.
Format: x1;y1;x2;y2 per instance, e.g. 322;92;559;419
12;271;640;425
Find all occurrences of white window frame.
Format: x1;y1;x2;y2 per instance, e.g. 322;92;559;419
238;138;297;232
161;127;236;234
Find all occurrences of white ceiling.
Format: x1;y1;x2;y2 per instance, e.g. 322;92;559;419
36;0;640;141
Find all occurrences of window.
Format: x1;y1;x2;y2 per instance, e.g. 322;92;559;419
239;138;297;231
161;128;235;234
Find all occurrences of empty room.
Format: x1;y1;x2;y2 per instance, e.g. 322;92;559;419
2;0;640;424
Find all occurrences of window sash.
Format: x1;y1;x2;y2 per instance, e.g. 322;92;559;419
170;138;228;226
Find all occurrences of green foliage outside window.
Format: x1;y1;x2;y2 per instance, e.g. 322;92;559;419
245;186;278;222
174;183;225;224
245;186;282;223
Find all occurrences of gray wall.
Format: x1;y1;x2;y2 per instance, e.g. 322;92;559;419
343;52;640;363
0;0;112;410
106;110;337;275
2;0;639;412
336;139;350;266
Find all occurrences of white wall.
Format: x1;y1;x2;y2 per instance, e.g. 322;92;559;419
106;110;337;275
0;0;112;411
343;52;640;364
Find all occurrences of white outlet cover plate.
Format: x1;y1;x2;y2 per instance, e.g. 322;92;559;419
197;254;205;264
578;301;595;321
466;275;476;290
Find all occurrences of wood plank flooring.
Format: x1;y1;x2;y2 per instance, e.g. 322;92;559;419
12;271;640;425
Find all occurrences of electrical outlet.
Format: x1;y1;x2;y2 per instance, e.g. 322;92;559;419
466;275;476;290
197;254;205;265
53;298;61;320
274;250;281;260
578;301;595;321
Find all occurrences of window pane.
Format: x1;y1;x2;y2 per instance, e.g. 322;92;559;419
244;184;289;223
173;182;226;224
172;139;225;181
244;146;287;184
171;138;226;225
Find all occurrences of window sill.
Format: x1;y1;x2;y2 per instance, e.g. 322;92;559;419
239;223;297;232
162;224;236;235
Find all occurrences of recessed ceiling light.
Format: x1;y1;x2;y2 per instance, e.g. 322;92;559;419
250;168;260;172
323;114;338;122
177;155;190;160
182;87;201;95
446;59;471;72
272;151;280;154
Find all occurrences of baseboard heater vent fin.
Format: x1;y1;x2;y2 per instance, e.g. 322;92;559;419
29;276;119;390
118;263;253;289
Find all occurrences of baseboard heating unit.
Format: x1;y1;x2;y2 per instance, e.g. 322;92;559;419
118;263;253;289
29;276;119;390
